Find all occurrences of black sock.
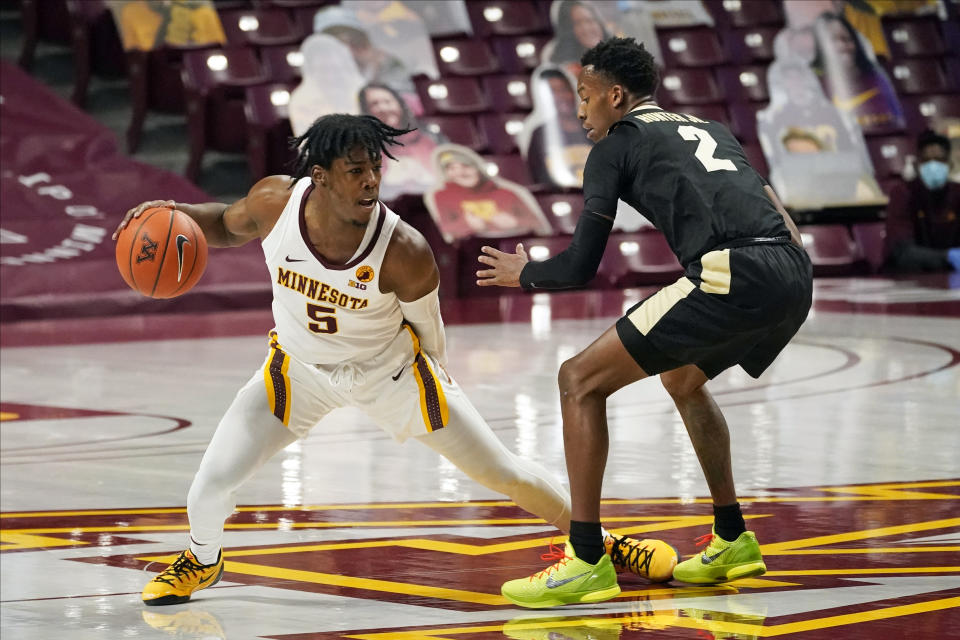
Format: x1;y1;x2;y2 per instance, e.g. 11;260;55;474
713;503;746;542
569;520;605;564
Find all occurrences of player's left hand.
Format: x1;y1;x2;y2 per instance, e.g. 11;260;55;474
476;243;528;287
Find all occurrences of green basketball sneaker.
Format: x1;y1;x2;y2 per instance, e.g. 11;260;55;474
672;529;767;584
501;542;621;609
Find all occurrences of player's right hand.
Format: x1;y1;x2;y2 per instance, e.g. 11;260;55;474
112;200;175;241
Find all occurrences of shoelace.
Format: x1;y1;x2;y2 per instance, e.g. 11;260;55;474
529;542;570;581
609;536;654;576
694;533;714;548
154;552;209;587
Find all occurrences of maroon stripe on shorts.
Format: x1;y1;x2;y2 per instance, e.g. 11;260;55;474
415;353;444;432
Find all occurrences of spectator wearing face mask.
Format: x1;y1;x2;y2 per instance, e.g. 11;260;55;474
884;129;960;273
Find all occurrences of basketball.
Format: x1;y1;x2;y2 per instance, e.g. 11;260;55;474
115;207;208;299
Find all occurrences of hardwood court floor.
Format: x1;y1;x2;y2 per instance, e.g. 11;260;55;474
2;278;958;639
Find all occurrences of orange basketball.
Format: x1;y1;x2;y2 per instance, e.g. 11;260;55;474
115;207;208;299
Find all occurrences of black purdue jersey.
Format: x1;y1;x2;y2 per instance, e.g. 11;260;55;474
583;105;789;267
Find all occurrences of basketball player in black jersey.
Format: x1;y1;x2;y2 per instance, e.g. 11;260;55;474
480;37;812;608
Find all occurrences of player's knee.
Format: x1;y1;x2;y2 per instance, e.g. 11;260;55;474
558;357;587;401
660;369;705;399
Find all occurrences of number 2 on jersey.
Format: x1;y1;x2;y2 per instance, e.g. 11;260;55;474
677;125;737;173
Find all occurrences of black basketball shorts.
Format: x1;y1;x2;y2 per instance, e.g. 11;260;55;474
615;242;813;379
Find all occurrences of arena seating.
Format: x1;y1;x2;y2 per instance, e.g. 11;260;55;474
13;0;960;303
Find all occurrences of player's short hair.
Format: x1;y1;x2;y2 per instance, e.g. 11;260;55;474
580;37;659;98
917;128;951;155
290;114;413;179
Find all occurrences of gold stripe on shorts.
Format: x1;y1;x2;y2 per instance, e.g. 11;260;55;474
699;249;732;295
402;324;449;432
627;277;696;336
264;331;291;426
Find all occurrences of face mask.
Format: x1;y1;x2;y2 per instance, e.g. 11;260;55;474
919;160;949;190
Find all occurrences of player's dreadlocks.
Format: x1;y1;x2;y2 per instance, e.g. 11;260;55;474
580;37;659;99
289;114;414;181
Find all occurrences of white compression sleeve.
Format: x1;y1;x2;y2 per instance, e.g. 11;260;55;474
415;390;571;532
399;284;447;366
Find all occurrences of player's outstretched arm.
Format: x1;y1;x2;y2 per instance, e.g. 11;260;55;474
112;176;292;248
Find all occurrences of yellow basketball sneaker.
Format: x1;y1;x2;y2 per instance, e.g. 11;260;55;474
501;542;621;609
604;533;679;582
142;549;224;606
672;529;766;584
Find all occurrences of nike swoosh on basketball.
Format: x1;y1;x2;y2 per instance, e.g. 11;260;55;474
391;366;404;381
545;571;590;589
175;234;189;282
285;256;306;262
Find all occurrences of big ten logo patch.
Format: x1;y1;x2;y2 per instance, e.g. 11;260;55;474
136;232;159;263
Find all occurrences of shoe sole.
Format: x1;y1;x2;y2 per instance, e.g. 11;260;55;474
142;563;225;607
673;561;767;585
502;584;622;609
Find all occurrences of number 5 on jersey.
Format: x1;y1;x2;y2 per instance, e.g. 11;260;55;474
678;125;737;173
307;304;338;334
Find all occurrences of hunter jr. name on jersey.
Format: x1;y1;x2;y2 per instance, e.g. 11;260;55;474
277;267;369;310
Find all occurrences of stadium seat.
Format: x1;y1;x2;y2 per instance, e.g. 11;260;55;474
536;193;582;235
800;224;866;276
490;35;551;74
597;231;683;288
244;82;296;180
713;0;783;28
729;26;779;64
718;65;769;103
946;57;960;90
218;7;305;47
419;115;486;151
259;43;303;83
477;113;526;154
657;28;728;68
903;94;960;134
433;38;501;76
415;76;490;114
466;1;550;37
884;17;946;59
181;47;268;180
678;103;731;128
866;135;913;179
890;59;955;96
658;68;725;106
483;74;533;112
850;221;887;272
728;101;764;142
483;153;539;189
17;0;71;69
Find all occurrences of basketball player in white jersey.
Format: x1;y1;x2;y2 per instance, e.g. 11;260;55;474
114;115;677;606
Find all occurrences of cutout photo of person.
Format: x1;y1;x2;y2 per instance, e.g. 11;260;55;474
519;67;592;189
758;59;884;207
543;0;610;76
288;34;365;137
811;11;904;132
313;6;415;95
424;145;552;243
108;0;225;51
359;83;445;200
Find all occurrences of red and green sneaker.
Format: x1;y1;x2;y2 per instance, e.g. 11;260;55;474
673;529;766;584
501;542;621;609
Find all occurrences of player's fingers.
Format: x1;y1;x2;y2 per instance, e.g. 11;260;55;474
480;245;506;258
477;255;498;266
516;243;528;260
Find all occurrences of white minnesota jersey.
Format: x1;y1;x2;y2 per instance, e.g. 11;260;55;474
261;177;403;364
